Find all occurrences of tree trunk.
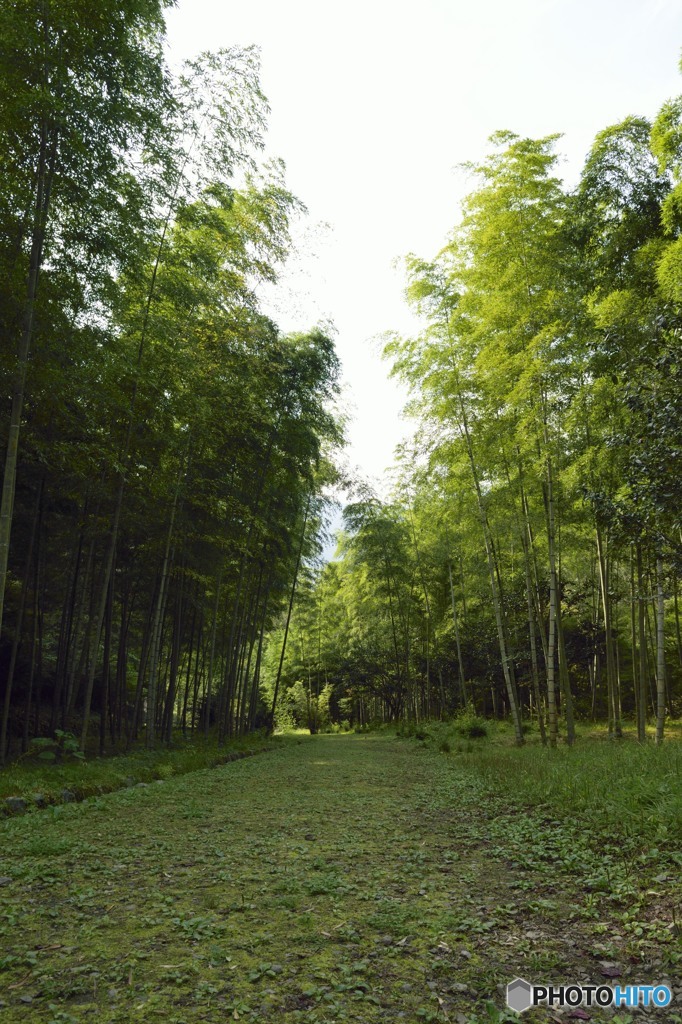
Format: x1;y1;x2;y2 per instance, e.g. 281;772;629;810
203;570;223;738
456;397;523;745
637;543;648;742
99;568;115;756
145;478;181;749
0;479;43;764
656;556;666;744
596;526;621;739
544;460;559;749
447;560;468;707
270;502;309;732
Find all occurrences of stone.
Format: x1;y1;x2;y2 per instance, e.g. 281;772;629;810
32;792;47;808
136;782;149;788
0;878;11;886
5;797;26;814
61;789;76;803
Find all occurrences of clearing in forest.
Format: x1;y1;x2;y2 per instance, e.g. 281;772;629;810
0;733;679;1023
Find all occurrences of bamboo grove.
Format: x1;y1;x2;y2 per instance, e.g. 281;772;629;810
265;80;682;746
0;0;342;761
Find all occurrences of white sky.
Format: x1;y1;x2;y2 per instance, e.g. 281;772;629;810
165;0;682;490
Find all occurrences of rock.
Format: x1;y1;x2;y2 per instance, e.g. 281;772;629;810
32;792;46;808
61;789;75;803
19;995;33;1004
380;935;394;945
459;949;471;959
124;776;135;787
5;797;26;814
304;833;315;841
155;779;164;784
0;877;12;887
136;782;149;788
451;983;469;994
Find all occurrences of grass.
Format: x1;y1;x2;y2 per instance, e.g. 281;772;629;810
396;716;682;851
0;731;679;1023
0;732;283;808
472;736;682;846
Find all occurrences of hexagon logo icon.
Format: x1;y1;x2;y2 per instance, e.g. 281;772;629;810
507;977;533;1013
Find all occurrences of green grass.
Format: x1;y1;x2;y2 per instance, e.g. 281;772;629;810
0;732;285;808
472;737;682;846
0;732;679;1023
397;716;682;851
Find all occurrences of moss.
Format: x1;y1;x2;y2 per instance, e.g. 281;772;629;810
0;732;678;1023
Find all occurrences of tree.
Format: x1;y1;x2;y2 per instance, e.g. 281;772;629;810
0;0;176;652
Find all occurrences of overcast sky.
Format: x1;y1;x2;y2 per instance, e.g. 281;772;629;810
165;0;682;490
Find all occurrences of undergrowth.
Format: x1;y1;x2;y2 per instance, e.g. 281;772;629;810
398;716;682;851
0;732;287;806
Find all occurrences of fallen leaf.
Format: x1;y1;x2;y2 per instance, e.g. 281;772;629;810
8;972;32;990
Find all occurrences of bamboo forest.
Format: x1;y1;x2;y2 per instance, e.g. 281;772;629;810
0;3;681;1024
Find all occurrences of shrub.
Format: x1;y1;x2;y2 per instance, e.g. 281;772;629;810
26;731;85;764
453;704;489;740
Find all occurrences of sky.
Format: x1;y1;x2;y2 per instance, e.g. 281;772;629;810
165;0;682;492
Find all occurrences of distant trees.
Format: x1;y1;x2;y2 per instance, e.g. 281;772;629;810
0;2;342;761
266;67;682;744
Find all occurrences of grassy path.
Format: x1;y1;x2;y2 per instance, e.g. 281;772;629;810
0;734;679;1023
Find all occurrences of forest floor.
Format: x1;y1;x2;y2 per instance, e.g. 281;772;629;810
0;733;680;1024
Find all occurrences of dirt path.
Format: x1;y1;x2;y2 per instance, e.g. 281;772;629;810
0;734;678;1022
